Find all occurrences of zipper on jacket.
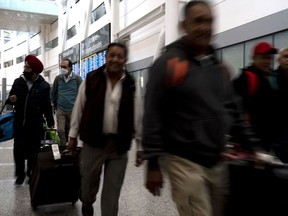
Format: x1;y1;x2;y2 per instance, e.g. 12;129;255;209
23;88;33;126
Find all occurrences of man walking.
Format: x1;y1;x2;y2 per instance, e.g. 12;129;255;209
68;42;142;216
7;55;54;185
234;42;278;152
142;1;258;216
50;58;82;146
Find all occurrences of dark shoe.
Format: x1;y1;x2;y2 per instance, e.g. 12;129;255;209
26;170;32;178
82;204;94;216
15;175;25;185
27;177;31;184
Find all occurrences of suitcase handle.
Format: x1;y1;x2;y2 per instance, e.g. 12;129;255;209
42;128;58;145
62;148;81;158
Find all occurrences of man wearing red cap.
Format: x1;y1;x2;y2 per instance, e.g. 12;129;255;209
7;55;54;185
234;42;279;152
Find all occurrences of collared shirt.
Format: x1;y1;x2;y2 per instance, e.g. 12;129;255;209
69;69;143;149
63;73;73;83
102;69;125;134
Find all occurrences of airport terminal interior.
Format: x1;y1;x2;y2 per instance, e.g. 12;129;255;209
1;0;288;215
0;1;178;215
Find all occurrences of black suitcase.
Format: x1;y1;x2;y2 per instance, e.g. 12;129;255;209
226;160;288;216
29;144;81;209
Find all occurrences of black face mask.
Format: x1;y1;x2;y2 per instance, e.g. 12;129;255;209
23;71;33;80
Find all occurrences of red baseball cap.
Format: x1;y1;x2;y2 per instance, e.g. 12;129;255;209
253;42;277;55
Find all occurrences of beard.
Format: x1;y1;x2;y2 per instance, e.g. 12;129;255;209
23;71;33;80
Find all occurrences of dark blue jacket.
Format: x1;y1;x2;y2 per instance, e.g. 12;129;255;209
8;75;54;136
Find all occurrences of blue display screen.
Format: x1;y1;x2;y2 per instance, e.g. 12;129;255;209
80;50;106;78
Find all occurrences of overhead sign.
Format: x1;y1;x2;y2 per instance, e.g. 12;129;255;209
59;43;80;63
81;23;110;59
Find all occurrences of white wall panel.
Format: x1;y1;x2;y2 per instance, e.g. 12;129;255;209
128;33;160;64
127;15;164;63
48;25;58;40
88;15;110;37
29;34;41;51
214;0;288;34
119;0;164;30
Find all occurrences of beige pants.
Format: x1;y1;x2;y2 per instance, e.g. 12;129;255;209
80;140;128;216
56;109;71;146
161;154;229;216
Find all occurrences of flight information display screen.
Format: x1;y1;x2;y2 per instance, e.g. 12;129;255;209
80;50;106;78
72;62;81;76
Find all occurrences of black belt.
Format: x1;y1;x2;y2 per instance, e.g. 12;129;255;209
102;133;118;139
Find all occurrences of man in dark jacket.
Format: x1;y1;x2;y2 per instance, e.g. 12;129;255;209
142;1;257;216
271;47;288;162
7;55;54;185
67;42;142;216
234;42;278;152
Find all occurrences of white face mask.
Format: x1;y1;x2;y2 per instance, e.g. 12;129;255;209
60;68;69;75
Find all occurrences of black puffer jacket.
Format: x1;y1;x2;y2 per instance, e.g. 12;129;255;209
8;75;54;135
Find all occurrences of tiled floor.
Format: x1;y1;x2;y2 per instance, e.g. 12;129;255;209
0;139;178;216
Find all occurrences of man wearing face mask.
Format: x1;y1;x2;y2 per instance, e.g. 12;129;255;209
50;58;82;146
7;55;55;185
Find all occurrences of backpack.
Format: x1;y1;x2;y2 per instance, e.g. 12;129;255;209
165;57;189;87
244;70;279;96
244;71;259;96
164;57;231;87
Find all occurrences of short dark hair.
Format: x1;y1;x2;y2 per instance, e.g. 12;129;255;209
183;0;211;20
107;42;128;59
61;58;73;67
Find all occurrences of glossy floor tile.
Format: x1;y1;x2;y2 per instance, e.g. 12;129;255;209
0;139;178;216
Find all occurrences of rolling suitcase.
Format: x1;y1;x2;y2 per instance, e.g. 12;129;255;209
226;159;288;216
29;132;81;209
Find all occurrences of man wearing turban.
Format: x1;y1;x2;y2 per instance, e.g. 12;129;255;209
7;55;54;185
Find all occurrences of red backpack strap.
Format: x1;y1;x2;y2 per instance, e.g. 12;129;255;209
165;57;189;87
244;71;259;124
244;71;259;96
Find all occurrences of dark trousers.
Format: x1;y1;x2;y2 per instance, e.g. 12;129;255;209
13;128;42;177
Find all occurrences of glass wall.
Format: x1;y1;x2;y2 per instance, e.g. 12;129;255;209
222;43;244;79
218;30;288;79
274;31;288;68
91;3;106;23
